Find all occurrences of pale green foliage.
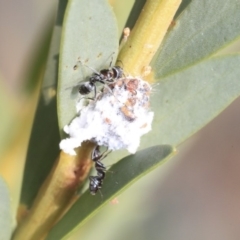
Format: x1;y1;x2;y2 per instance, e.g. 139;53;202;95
1;0;240;239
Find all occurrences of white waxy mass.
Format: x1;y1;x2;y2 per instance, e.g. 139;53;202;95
60;77;154;155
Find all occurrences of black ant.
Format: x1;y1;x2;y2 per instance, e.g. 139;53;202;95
78;63;123;100
89;145;111;195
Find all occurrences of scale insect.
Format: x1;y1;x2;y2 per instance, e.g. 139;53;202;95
61;61;154;195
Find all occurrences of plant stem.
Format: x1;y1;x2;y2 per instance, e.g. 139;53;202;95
118;0;182;77
13;142;95;240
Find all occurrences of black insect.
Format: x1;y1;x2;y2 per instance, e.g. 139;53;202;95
89;145;110;195
79;65;123;100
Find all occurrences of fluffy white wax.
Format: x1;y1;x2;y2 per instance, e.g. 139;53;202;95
60;77;154;155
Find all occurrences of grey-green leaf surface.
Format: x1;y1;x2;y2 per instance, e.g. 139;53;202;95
154;0;240;78
107;54;240;164
148;54;240;146
20;97;60;207
42;0;67;104
174;0;192;18
20;1;66;207
58;0;119;135
0;177;12;240
46;145;174;240
50;1;240;239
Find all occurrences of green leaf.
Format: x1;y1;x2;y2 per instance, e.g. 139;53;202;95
20;1;67;207
57;0;119;135
148;54;240;146
0;177;12;240
107;54;240;164
46;145;174;240
154;0;240;78
174;0;192;18
20;97;60;207
42;0;68;103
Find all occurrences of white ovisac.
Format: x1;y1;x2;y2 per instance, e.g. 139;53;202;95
60;76;154;156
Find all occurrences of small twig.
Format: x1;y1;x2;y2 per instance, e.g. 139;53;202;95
118;0;182;77
13;142;95;240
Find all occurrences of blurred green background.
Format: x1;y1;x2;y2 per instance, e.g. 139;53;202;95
1;1;240;240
